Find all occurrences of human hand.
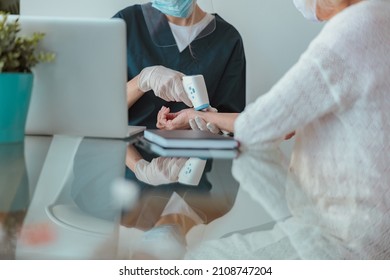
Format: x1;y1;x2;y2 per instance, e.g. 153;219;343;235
134;157;188;186
138;66;193;107
189;106;221;134
156;106;195;130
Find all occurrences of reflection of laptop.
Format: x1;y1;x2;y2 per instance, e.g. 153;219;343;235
13;16;145;138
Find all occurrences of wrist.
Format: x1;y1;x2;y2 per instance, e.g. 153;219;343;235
126;145;145;171
135;75;147;93
195;111;208;123
127;77;145;108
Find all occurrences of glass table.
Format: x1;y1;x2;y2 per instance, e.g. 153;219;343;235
1;134;388;260
1;135;272;260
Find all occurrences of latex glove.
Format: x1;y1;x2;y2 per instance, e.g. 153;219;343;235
189;107;221;134
134;157;188;186
138;65;193;107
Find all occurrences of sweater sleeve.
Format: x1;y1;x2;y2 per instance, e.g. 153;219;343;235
234;40;360;150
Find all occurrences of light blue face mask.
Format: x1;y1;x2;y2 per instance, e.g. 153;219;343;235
152;0;196;18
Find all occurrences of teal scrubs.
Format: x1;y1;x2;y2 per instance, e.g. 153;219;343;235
113;3;246;128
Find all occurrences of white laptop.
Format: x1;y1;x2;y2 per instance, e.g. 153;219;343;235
13;16;145;138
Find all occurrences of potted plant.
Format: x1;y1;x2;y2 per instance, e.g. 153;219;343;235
0;12;54;143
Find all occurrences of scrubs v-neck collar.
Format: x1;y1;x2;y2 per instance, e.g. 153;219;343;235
141;3;216;48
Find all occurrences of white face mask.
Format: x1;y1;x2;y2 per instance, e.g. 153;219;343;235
293;0;320;22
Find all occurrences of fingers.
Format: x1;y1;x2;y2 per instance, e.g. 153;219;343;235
189;119;200;131
156;106;170;129
194;116;208;131
157;106;169;120
153;157;187;182
174;79;193;107
143;65;194;107
189;116;221;134
158;107;194;130
206;122;221;134
168;157;189;180
180;92;194;108
156;107;166;128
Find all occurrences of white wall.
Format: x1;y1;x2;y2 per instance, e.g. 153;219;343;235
211;0;323;103
20;0;323;104
20;0;214;18
20;0;146;18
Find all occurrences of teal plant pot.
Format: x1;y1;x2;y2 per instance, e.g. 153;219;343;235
0;73;33;143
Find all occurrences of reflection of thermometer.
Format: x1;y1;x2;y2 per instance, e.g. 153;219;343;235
178;157;207;186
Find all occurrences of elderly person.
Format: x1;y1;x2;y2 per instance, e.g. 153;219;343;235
158;0;390;259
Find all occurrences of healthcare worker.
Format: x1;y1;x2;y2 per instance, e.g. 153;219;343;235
114;0;246;185
113;0;246;130
158;0;390;259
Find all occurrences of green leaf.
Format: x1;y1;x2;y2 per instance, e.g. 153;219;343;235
0;12;55;73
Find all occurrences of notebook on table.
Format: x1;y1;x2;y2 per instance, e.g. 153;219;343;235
136;136;239;159
11;16;145;138
143;129;239;149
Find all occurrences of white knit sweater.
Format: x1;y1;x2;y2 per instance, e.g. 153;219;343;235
232;0;390;259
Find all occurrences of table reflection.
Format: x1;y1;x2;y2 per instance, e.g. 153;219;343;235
185;149;390;259
3;135;389;259
0;142;29;259
14;136;126;259
103;142;240;259
1;135;243;260
70;137;127;222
